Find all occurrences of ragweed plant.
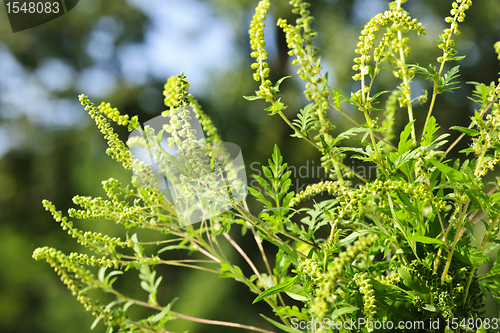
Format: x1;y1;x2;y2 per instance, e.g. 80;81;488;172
34;0;500;332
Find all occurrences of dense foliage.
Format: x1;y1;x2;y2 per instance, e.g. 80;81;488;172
33;0;500;332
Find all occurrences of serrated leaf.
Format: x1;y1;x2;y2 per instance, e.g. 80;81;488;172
291;103;317;138
398;120;416;155
265;98;287;115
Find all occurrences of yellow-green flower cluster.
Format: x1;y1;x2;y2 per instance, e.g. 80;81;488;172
289;180;345;207
190;95;221;143
69;252;121;268
162;75;206;173
382;90;400;148
101;178;135;204
375;271;401;285
68;195;153;230
297;258;322;284
310;234;377;319
495;41;500;61
471;100;500;177
249;0;272;100
43;199;131;253
357;179;445;207
290;179;446;218
277;1;331;131
163;72;190;109
354;272;377;327
277;1;343;180
352;9;424;81
163;74;182;108
438;0;473;63
79;94;136;170
159;73;234;216
33;247;126;326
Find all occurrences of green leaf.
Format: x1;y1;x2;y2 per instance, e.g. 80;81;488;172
265;98;287;115
398;120;416;155
157;243;191;254
123;300;135;312
291;103;317;138
151;298;177;323
451;55;466;61
260;314;302;333
438;65;461;93
243;95;261;101
248;186;273;208
253;276;299;304
156;128;165;143
371;90;391;100
284;291;308;302
449;126;479;137
422;116;439;146
492;143;500;153
331;305;359;320
470;251;492;265
428;158;467;183
417;89;428;106
104;270;123;286
91;316;102;330
275;76;291;90
422;304;438;312
98;266;107;283
406;235;444;245
331;127;366;146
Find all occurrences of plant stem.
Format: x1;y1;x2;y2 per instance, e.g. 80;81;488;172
441;197;469;282
371;214;410;265
224;232;267;290
421;4;462;140
234;204;304;257
396;0;416;142
278;110;368;183
110;290;276;333
462;208;500;308
364;109;389;178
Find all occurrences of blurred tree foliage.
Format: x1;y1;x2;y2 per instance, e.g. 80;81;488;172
0;0;499;332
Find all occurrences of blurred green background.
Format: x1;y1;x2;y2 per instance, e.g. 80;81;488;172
0;0;499;332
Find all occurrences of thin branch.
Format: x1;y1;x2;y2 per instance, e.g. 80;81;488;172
224;232;266;290
171;311;276;333
110;290;275;333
